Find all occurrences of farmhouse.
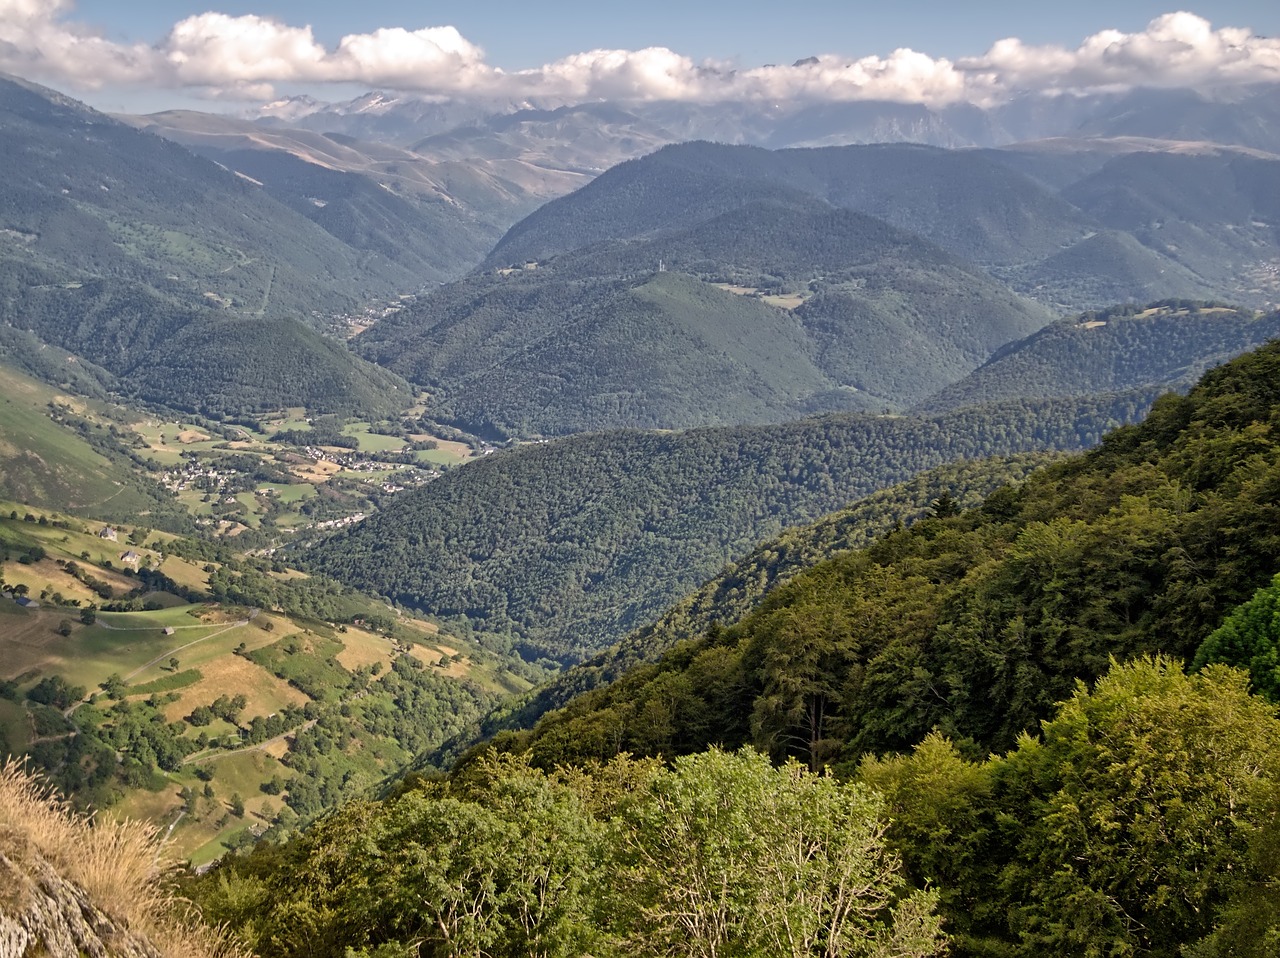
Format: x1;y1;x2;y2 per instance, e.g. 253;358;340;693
99;526;118;541
119;550;141;567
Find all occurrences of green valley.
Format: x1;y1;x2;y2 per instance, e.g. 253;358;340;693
0;504;530;865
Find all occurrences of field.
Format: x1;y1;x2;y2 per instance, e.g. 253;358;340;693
0;507;512;865
0;389;517;865
0;367;155;514
713;282;808;311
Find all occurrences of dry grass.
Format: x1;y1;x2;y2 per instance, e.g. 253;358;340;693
0;759;252;957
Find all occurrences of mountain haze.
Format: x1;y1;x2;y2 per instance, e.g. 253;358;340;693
0;75;411;416
361;189;1055;434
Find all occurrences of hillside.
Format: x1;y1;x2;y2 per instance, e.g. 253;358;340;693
0;358;184;523
0;76;415;417
502;337;1280;770
918;302;1280;412
477;139;1280;311
124;109;584;284
0;505;532;864
358;201;1053;433
0;75;406;318
304;390;1157;664
125;313;411;418
480;453;1057;741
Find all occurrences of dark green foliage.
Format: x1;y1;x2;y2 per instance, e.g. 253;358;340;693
25;675;84;710
205;562;397;625
503;339;1280;767
0;267;409;419
360;201;1053;434
485;454;1055;740
920;302;1280;412
127;314;410;419
126;669;203;696
306;392;1154;665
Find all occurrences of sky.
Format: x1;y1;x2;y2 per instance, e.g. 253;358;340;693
3;1;1279;113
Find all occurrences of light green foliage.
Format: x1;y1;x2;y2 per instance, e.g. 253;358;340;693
609;748;945;958
996;658;1280;956
191;750;942;958
864;659;1280;956
1194;571;1280;701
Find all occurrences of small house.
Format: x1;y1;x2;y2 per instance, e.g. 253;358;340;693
163;626;175;636
99;527;118;541
119;550;141;567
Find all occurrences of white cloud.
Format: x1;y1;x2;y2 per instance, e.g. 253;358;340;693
0;2;1277;106
960;11;1280;97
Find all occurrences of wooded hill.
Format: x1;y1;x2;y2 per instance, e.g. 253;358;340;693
358;198;1055;434
191;338;1280;957
0;76;412;418
304;390;1157;665
488;337;1280;772
916;301;1280;412
477;454;1058;742
466;304;1280;737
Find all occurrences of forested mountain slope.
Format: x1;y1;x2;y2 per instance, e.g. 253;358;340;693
478;139;1280;310
305;390;1157;665
478;453;1057;741
358;201;1053;433
482;141;1094;268
917;302;1280;412
499;338;1280;771
0;75;414;416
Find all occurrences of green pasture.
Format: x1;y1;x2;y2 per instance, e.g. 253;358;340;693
0;698;31;754
259;482;315;504
0;368;152;514
341;425;406;453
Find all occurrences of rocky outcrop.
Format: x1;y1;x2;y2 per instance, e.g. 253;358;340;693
0;829;161;958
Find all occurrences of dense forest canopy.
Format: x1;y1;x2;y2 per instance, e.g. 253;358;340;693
305;390;1157;665
483;339;1280;770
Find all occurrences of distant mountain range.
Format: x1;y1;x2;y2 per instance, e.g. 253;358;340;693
356;140;1280;436
246;83;1280;156
0;74;413;417
5;70;1279;437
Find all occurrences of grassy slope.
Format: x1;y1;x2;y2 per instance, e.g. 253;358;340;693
0;364;157;515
